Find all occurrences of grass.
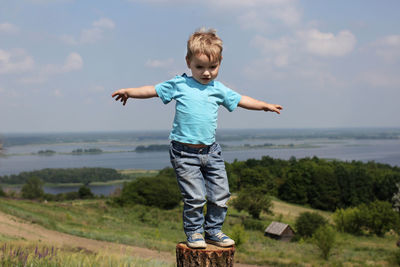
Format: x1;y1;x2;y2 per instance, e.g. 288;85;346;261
0;197;398;266
0;241;174;267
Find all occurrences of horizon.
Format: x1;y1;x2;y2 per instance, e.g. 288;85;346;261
2;126;400;136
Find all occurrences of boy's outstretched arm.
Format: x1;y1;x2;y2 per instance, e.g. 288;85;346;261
238;95;283;114
111;85;157;106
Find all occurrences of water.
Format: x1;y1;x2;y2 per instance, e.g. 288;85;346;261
1;139;400;177
1;129;400;195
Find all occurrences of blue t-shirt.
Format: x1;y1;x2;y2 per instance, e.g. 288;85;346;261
155;74;242;145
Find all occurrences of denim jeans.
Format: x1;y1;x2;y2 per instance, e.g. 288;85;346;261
169;141;230;237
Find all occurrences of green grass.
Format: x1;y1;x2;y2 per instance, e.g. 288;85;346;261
0;241;174;267
0;198;398;266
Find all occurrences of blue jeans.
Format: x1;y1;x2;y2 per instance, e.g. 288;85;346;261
169;141;230;237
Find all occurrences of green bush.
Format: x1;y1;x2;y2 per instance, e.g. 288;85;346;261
0;185;5;197
21;177;44;199
359;200;400;236
78;186;94;199
295;212;328;238
333;207;364;235
117;171;181;209
333;201;400;236
393;248;400;266
232;188;273;219
312;225;336;260
229;224;248;247
242;218;266;231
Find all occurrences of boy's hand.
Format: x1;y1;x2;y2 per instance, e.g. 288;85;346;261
238;95;283;114
263;103;283;114
112;89;129;106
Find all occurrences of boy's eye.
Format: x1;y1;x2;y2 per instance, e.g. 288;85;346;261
196;66;204;69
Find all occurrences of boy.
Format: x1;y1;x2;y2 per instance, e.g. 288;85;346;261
112;28;282;248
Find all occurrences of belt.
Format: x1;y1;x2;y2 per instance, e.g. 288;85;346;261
171;141;212;154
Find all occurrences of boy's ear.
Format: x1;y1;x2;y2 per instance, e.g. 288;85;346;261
185;56;191;68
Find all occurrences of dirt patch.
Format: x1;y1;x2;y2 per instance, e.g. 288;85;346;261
0;211;264;266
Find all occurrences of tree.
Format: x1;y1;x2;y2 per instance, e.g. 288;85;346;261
333;200;400;236
117;173;181;209
392;182;400;213
0;185;5;197
313;225;336;260
21;177;44;199
359;200;400;236
295;212;328;238
307;163;340;211
232;187;273;219
78;186;94;199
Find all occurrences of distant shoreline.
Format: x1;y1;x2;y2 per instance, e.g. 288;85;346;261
1;127;400;148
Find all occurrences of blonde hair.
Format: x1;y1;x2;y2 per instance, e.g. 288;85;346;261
186;28;223;63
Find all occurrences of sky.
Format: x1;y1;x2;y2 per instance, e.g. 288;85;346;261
1;0;400;133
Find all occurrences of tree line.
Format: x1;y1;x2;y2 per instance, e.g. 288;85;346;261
0;167;122;185
226;156;400;211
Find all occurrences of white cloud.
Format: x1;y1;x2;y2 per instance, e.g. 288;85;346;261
0;48;34;74
251;35;294;67
357;70;400;88
146;58;174;68
21;52;83;84
128;0;301;28
80;27;104;44
92;18;115;29
0;22;19;34
42;52;83;74
63;52;83;72
297;29;356;57
372;35;400;63
238;11;271;32
60;18;115;45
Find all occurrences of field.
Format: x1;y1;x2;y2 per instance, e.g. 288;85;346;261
0;197;398;266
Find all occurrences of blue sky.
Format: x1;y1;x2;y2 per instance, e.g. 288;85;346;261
1;0;400;133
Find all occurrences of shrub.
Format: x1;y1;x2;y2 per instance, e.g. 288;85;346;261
242;218;266;231
333;201;400;236
312;225;336;260
359;200;400;236
117;174;181;209
232;187;273;219
393;248;400;266
78;186;94;199
21;177;44;199
295;212;328;238
229;224;247;248
333;207;364;235
0;185;5;197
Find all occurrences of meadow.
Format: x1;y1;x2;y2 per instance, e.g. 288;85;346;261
0;197;398;266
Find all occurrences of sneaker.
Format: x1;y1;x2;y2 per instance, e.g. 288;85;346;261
187;233;207;249
205;232;235;247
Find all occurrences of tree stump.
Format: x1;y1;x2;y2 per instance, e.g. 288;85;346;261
176;242;235;267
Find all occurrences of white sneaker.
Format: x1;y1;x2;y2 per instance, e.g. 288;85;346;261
187;233;207;249
205;232;235;247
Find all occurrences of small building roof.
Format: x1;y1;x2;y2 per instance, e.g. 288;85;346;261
265;221;293;236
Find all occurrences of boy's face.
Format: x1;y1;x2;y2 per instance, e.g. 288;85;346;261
186;53;221;85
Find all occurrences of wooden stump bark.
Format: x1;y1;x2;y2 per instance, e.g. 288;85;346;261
176;242;235;267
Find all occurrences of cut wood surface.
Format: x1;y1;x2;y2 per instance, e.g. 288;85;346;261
176;242;235;267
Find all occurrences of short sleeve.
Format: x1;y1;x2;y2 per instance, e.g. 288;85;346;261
155;76;179;104
220;83;242;112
